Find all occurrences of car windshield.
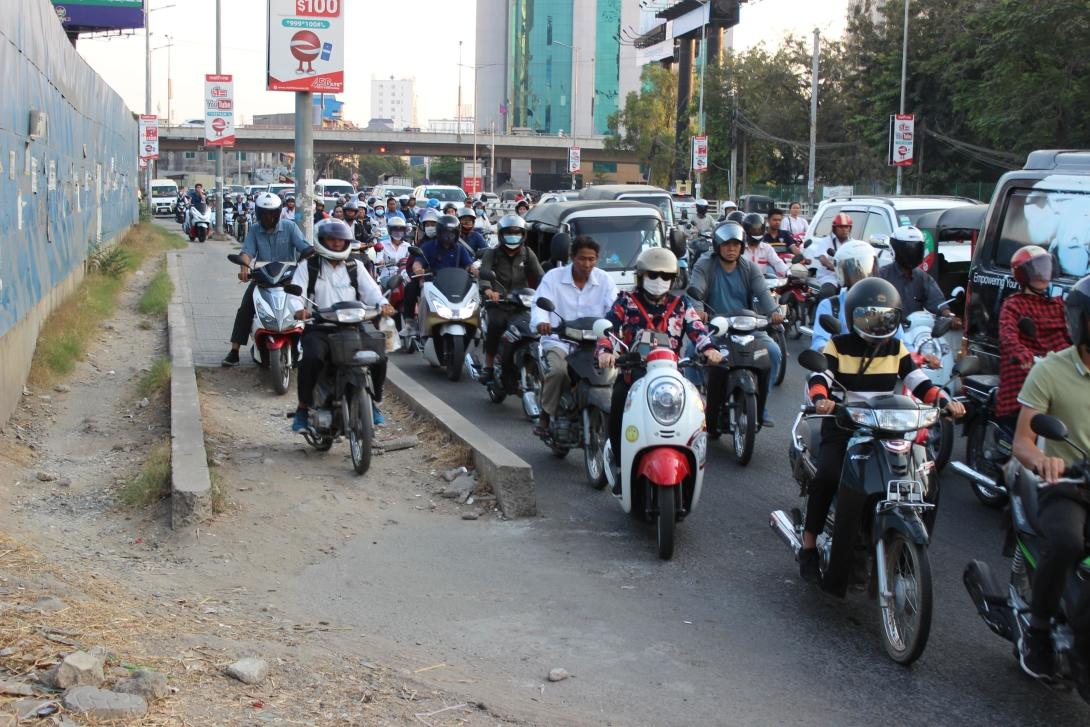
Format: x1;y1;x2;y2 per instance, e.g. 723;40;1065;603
621;195;674;226
426;188;467;202
997;188;1090;277
152;185;176;197
568;216;665;271
321;184;354;197
383;186;413;197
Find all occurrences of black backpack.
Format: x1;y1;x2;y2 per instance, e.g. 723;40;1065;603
307;256;359;300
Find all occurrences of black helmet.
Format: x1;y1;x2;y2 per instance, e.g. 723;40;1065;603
726;210;746;224
437;213;460;243
1065;274;1090;349
844;277;903;343
891;225;926;269
712;221;745;249
742;212;766;243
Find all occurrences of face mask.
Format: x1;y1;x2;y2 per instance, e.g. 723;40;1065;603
390;230;404;241
424;225;437;238
642;277;671;297
503;234;522;247
374;209;385;217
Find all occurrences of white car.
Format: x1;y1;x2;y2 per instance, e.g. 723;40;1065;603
412;184;468;209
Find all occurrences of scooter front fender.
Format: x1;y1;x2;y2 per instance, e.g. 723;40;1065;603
439;323;468;337
636;447;691;486
873;508;931;547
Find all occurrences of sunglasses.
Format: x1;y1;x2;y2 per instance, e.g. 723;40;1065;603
645;271;676;281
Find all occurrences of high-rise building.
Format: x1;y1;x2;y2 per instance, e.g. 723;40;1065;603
475;0;641;138
370;76;417;131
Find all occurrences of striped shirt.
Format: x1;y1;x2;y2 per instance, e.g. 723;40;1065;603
808;334;946;406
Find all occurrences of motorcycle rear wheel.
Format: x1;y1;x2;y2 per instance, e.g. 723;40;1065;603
197;227;207;243
656;485;676;560
583;408;607;489
346;389;373;476
729;387;757;466
966;420;1007;508
772;329;788;386
880;532;933;665
269;347;291;395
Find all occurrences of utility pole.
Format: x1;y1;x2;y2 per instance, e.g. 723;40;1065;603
457;41;463;142
144;3;152;210
896;0;910;195
295;92;314;244
696;0;708;198
214;0;224;235
807;28;820;207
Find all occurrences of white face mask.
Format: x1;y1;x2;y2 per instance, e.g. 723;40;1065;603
642;277;671;297
424;225;437;238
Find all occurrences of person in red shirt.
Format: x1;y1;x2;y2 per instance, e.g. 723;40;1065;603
995;245;1071;422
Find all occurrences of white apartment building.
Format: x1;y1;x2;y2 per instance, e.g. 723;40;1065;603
370;76;418;130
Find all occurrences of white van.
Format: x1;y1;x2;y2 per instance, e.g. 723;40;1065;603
150;179;179;216
314;178;355;208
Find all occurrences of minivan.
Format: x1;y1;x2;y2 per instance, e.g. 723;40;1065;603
577;184;677;230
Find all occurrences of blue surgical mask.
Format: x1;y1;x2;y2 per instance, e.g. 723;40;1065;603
503;234;522;247
374;209;385;217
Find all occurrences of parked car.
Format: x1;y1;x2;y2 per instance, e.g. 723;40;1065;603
412;185;468;208
577;184;677;231
150;178;178;216
373;184;413;201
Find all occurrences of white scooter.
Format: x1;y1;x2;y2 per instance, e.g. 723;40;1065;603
406;245;481;382
600;324;708;560
184;202;213;242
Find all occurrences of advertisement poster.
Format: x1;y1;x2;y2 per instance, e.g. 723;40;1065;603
692;135;708;173
267;0;344;93
888;113;915;167
138;115;159;160
568;147;581;175
204;74;236;147
51;0;144;32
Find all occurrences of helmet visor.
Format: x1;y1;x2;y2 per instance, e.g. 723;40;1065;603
851;306;901;340
1021;254;1053;285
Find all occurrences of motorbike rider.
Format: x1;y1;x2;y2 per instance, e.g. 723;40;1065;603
689;221;784;428
376;215;411;285
995;245;1071;426
477;215;545;383
187;183;206;208
342;198;371;243
281;196;297;222
803;212;853;290
222;192;312;367
595;248;723;491
457;206;489;256
402;214;476;337
878;225;960;326
690;199;717;237
717;200;738;222
741;212;788;276
398;195;417;224
800;278;966;583
1010;274;1090;680
313;199;329;224
531;236;618;437
331;204;345;220
515;199;531;217
764;207;800;256
784;201;809;241
287;220;395;432
385;195;404;221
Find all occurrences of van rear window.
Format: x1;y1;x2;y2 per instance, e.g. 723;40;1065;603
996;189;1090;277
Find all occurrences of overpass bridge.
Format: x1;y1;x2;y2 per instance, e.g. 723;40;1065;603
158;125;638;164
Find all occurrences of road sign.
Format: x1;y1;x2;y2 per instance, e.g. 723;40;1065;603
204;74;236;147
888;113;915;167
267;0;344;93
568;147;581;175
138;115;159;160
692;135;708;173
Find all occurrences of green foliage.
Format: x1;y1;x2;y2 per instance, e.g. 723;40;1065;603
138;265;173;317
137;358;171;398
606;65;680;187
428;157;464;185
120;441;171;507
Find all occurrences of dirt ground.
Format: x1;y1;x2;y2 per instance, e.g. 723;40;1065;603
0;245;523;726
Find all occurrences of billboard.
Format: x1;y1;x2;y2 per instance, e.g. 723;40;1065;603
204;74;236;147
692;135;708;173
888;113;915;167
51;0;145;32
138;115;159;160
266;0;344;93
568;147;581;175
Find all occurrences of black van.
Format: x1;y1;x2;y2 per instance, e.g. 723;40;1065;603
964;150;1090;371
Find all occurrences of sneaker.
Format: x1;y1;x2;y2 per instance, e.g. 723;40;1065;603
761;411;775;428
291;409;309;433
1019;626;1055;680
799;548;821;584
372;406;385;426
221;349;240;367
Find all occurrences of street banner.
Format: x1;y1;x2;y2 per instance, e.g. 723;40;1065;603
267;0;345;93
462;161;483;195
692;135;708;173
888;113;915;167
568;147;581;175
204;74;236;147
138;115;159;160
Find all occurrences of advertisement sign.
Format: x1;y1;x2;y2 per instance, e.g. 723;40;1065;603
822;185;854;199
266;0;345;93
692;135;709;173
461;161;482;195
888;113;915;167
568;147;581;175
204;74;236;147
51;1;145;32
138;115;159;160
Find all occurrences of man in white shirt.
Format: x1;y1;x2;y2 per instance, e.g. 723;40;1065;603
803;212;854;290
287;220;395;433
690;199;717;237
741;212;788;277
530;236;618;435
375;216;411;285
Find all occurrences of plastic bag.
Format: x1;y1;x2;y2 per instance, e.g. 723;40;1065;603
379;316;401;353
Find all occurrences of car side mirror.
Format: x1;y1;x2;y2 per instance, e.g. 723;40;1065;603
868;233;890;247
931;317;953;338
669;228;688;258
798;348;830;373
549;233;571;265
592;319;613;338
1031;413;1068;442
535;297;556;313
284;284;303;296
819;314;843;335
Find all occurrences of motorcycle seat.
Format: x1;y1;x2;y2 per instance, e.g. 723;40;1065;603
963;374;999;394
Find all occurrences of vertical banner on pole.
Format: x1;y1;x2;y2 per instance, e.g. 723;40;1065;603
204;74;236;147
568;147;582;175
692;135;708;173
888;113;915;167
267;0;345;93
138;115;159;160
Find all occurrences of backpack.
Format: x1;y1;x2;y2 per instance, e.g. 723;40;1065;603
307;256;359;301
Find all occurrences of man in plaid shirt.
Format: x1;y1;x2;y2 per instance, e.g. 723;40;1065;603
996;246;1071;420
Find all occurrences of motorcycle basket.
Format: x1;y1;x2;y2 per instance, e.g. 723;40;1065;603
328;330;386;367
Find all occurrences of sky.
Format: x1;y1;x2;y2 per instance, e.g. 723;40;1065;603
74;0;851;128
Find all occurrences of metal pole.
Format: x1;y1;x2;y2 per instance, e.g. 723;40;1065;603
214;0;224;235
144;4;152;210
696;0;708;198
166;37;172;126
807;29;820;206
472;64;478;197
490;121;496;195
896;0;909;195
457;41;463;142
571;45;578;190
295;92;314;243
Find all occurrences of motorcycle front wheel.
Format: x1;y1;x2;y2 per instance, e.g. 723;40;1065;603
880;532;933;665
772;328;788;386
656;485;676;560
927;418;953;473
269;347;291;395
729;387;757;465
446;334;465;382
583;408;607;489
346;388;373;476
966;420;1007;508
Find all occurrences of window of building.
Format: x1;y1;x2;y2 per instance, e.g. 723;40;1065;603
184;151;196;159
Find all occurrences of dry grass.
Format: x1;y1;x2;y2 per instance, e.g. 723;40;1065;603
119;441;172;507
136;358;171;399
382;392;474;469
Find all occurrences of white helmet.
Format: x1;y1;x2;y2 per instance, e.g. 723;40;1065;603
255;192;282;212
386;215;407;230
314;219;353;261
834;239;877;288
722;199;737;210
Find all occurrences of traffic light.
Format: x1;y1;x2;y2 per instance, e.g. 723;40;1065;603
377;145;387;154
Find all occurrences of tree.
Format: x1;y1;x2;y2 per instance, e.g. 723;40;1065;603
606;65;679;187
429;157;463;186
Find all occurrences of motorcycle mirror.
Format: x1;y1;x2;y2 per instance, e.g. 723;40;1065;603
1017;316;1038;339
227;253;245;265
549;233;572;265
953;354;981;377
686;286;702;300
798;348;830;373
1030;413;1068;442
791;254;804;264
709;316;729;337
592;319;613;338
383;275;400;291
373;243;384;253
931;317;953;338
951;286;966;298
819;314;843;335
535;297;556;313
407;245;425;257
817;283;839;301
283;284;303;296
669;228;688;258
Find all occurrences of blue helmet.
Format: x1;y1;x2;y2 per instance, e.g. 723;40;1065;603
427;198;441;209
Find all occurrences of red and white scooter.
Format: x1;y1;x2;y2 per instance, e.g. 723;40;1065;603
600;324;709;560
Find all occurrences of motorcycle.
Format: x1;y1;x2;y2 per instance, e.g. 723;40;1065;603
762;274;790;387
235;206;251;242
223;205;235;233
771;346;954;664
406;246;480;382
282;287;384;476
964;413;1090;703
174;196;188;225
599;326;708;560
226;254;303;395
529;297;616;487
465;272;542;417
773;262;811;339
184;201;213;243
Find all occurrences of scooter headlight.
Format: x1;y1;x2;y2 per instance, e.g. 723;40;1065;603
433;303;453;318
647;378;685;426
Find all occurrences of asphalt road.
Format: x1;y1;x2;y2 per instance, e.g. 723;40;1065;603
389;331;1090;725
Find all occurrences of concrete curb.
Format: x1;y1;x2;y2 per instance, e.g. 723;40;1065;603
386;364;536;518
166;252;212;528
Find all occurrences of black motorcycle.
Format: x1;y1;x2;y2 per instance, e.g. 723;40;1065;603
771;347;955;664
284;287;384;476
531;297;616;488
964;413;1090;703
466;271;541;417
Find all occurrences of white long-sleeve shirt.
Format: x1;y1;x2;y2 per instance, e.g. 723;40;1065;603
288;258;388;316
743;241;788;276
803;234;845;288
376;239;411;283
531;264;617;353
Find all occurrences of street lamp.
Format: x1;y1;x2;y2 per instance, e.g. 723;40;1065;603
552;39;579;190
696;0;709;198
151;35;173;126
896;0;910;195
459;60;483;196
